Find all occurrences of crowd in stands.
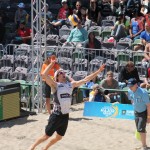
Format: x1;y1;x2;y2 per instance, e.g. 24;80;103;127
1;0;150;104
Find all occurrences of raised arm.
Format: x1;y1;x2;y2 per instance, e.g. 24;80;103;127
72;64;105;88
41;60;57;88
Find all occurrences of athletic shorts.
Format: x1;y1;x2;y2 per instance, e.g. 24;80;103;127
43;82;51;98
45;113;69;136
135;110;147;133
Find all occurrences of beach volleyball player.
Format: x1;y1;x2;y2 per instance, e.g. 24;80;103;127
29;60;105;150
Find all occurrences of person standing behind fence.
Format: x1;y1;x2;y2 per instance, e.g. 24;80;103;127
29;60;105;150
41;52;60;115
127;78;150;150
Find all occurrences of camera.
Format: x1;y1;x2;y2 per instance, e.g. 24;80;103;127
97;88;109;95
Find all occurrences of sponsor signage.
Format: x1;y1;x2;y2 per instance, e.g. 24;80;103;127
83;102;134;120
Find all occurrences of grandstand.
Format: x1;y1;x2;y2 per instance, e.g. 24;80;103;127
0;0;149;111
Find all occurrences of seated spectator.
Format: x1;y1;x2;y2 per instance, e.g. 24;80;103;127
139;23;150;63
128;11;144;41
11;20;31;45
73;1;82;20
111;13;130;41
66;14;88;43
41;3;53;22
87;0;101;25
82;75;100;101
141;67;150;88
100;71;120;103
51;0;73;28
89;84;106;102
126;0;141;18
83;30;101;60
14;3;29;29
140;0;150;15
118;61;141;88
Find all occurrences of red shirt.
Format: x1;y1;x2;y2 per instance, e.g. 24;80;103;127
145;14;150;26
58;7;72;19
17;28;31;43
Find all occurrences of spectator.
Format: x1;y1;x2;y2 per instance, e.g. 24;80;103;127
41;3;53;22
140;23;150;63
126;0;141;18
128;11;144;41
14;3;29;29
100;71;120;103
140;0;150;15
12;20;31;45
83;30;101;60
111;13;130;41
73;1;82;20
51;0;73;28
82;75;100;101
118;61;141;88
67;14;88;43
144;12;150;25
89;84;106;102
87;0;101;25
41;52;60;115
140;67;150;88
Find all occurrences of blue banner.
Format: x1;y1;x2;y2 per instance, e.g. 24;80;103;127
83;102;135;120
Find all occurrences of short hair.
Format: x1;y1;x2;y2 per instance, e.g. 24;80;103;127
106;71;113;76
126;61;134;67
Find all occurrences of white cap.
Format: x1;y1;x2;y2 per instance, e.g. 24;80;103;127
54;69;64;81
62;0;67;3
18;3;25;8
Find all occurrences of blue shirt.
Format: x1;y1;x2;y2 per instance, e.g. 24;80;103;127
128;87;150;113
67;27;88;42
140;31;150;42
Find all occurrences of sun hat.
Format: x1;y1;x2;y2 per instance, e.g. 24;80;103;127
127;78;137;87
18;3;25;8
62;0;67;3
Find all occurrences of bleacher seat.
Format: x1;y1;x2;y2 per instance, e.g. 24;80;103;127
0;66;13;79
10;67;27;80
72;71;88;81
58;57;73;70
46;34;59;46
59;25;71;37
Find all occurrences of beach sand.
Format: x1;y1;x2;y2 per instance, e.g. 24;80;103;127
0;103;150;150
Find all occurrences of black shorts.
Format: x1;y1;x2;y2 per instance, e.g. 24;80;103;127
43;82;51;98
135;110;147;133
45;113;69;136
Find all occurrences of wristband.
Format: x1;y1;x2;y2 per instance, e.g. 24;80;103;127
147;116;150;119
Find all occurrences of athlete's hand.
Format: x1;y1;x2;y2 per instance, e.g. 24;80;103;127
99;64;105;72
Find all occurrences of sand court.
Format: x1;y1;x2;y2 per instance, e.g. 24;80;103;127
0;103;150;150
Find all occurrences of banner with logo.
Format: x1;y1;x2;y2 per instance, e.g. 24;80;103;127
83;102;134;120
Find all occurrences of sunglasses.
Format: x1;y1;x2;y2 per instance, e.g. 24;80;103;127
62;2;67;4
57;72;65;76
76;5;81;6
91;1;96;3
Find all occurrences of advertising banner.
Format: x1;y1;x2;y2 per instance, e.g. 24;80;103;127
83;102;134;120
